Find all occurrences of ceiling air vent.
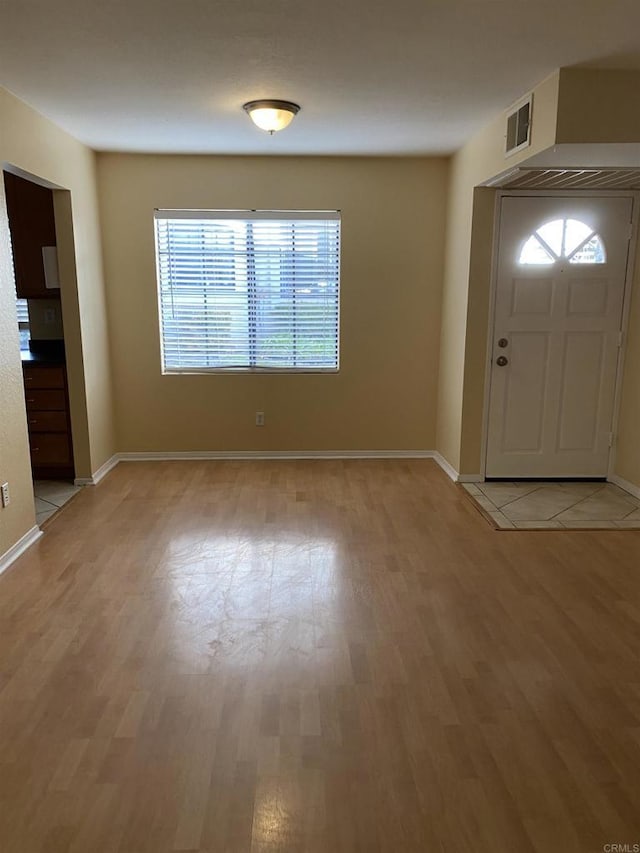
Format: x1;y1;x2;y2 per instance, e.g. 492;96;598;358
505;94;533;157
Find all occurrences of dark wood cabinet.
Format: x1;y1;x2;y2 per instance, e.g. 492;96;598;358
23;363;74;478
3;172;58;299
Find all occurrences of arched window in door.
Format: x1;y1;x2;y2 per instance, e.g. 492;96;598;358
519;218;606;265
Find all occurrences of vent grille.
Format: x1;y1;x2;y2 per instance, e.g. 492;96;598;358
501;168;640;190
505;96;532;156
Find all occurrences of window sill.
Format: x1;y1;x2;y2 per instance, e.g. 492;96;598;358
162;367;340;376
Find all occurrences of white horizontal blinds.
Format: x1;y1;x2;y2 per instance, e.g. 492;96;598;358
156;211;340;371
251;218;339;368
156;217;249;369
16;299;29;325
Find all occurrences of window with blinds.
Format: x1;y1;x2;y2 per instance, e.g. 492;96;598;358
16;298;29;325
154;210;340;372
16;298;30;352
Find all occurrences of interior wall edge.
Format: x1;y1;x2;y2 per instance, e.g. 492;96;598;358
0;84;116;557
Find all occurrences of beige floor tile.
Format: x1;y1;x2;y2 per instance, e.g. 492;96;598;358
606;485;640;507
35;496;57;514
34;480;81;507
488;511;515;529
466;480;640;530
501;487;587;521
41;491;80;508
36;509;56;525
478;481;542;508
555;489;638;522
472;494;500;513
621;508;640;521
599;483;640;502
547;481;606;497
461;483;482;496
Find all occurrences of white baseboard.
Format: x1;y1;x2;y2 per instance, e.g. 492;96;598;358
117;449;439;462
0;525;42;578
608;473;640;500
74;453;120;487
432;452;459;482
432;452;484;484
74;451;466;485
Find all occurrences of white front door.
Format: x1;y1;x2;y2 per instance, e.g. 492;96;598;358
486;195;633;478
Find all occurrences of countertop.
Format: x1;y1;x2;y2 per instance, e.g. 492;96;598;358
21;350;65;365
21;341;66;365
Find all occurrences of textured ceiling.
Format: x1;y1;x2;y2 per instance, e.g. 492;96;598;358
1;0;640;155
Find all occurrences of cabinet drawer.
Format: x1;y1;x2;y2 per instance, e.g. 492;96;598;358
25;389;66;411
23;366;65;389
29;434;72;466
27;411;68;433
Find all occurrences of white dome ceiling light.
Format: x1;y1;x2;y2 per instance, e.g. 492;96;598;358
243;100;301;134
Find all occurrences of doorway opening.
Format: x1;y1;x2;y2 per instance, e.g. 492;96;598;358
2;170;81;526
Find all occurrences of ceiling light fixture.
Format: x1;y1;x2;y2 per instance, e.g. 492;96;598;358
243;99;301;134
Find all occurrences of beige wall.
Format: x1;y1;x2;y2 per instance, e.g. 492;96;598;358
0;176;34;554
556;69;640;145
438;66;640;481
0;86;115;558
436;73;560;471
97;154;448;452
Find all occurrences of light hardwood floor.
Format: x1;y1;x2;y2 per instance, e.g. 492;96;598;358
1;460;640;852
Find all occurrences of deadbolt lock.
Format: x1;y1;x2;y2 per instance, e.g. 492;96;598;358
496;355;509;367
498;338;509;348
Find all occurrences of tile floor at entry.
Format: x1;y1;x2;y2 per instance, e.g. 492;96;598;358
462;480;640;529
34;479;82;525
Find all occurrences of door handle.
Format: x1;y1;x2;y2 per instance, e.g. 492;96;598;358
496;355;509;366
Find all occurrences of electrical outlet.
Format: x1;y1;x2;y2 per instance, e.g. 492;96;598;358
1;482;9;508
44;307;57;325
255;411;265;427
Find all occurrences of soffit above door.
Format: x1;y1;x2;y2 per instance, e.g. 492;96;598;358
499;167;640;191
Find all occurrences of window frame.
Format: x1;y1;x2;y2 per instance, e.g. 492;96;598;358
154;209;341;375
518;217;607;267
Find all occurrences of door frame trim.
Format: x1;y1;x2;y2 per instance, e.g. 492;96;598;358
480;189;640;481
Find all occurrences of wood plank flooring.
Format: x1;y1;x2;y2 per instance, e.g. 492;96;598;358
1;459;640;852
